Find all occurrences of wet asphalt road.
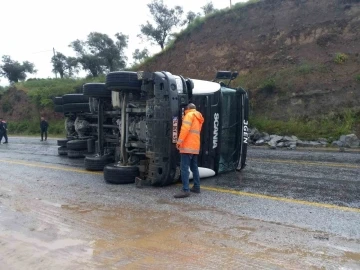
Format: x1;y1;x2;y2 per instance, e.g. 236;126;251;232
0;137;360;269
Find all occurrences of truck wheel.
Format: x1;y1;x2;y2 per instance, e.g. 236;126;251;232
57;139;68;147
54;97;63;105
54;105;63;113
106;71;142;91
83;83;111;98
67;149;87;159
58;146;67;155
104;163;139;184
84;155;113;171
62;94;89;104
63;103;90;113
67;139;87;150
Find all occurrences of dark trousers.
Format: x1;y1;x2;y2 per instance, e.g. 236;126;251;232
0;132;3;142
3;130;8;142
180;153;200;192
41;129;47;141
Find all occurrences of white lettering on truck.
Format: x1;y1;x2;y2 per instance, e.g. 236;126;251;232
213;113;219;149
243;120;249;144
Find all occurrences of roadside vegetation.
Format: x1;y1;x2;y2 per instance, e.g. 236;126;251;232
16;76;105;108
8;119;65;136
250;109;359;141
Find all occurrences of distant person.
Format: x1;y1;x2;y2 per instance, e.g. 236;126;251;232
174;103;204;198
40;117;49;141
0;118;8;144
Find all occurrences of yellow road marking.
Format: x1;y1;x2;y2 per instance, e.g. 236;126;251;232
200;186;360;213
0;159;102;176
249;158;360;169
0;159;359;213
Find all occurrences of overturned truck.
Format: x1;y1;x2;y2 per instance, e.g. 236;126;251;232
54;71;249;186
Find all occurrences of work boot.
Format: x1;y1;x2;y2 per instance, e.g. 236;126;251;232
190;186;200;193
3;142;8;144
174;190;190;198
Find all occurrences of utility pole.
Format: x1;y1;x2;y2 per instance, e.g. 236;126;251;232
230;0;232;7
53;47;57;78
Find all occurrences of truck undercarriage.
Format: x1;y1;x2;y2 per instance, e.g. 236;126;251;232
53;71;249;186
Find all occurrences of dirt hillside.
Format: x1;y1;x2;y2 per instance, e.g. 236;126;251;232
0;87;60;122
140;0;360;120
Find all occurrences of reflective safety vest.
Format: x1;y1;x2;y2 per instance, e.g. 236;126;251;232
177;109;204;154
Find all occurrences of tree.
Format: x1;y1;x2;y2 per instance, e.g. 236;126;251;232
69;32;128;77
66;57;79;77
0;55;36;83
139;0;184;50
132;48;150;64
185;11;200;25
51;52;79;78
201;2;217;16
87;32;128;71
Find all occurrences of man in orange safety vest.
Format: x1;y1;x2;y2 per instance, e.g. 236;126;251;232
174;103;204;198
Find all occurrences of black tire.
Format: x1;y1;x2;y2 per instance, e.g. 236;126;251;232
84;155;113;171
83;83;111;98
54;105;63;113
58;146;67;156
104;163;139;184
67;139;88;150
63;103;90;113
67;149;87;159
62;94;89;104
106;71;142;91
57;139;68;147
54;97;63;105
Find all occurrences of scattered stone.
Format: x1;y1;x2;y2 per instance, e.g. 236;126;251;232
255;139;265;146
332;140;344;147
263;132;270;142
248;129;359;149
288;144;297;150
277;142;285;147
268;135;283;148
339;134;359;148
250;128;262;141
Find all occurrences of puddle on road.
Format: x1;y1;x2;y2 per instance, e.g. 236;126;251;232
1;197;360;269
54;201;360;269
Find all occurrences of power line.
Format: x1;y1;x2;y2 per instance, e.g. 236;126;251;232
31;49;53;54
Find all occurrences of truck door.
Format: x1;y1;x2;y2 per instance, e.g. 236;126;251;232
191;90;221;174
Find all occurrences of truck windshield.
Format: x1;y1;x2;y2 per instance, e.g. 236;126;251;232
219;87;241;173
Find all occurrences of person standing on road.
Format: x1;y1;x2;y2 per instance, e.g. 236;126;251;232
0;118;6;144
174;103;204;198
0;118;8;144
40;117;49;141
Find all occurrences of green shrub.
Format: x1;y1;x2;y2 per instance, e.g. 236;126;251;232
8;119;65;135
259;78;276;92
334;53;348;64
250;109;358;140
2;101;12;113
296;64;314;75
356;74;360;82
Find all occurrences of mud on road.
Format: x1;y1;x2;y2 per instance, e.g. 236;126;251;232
0;137;360;269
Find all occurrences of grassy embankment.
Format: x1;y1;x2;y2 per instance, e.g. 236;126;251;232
233;64;360;140
0;76;105;136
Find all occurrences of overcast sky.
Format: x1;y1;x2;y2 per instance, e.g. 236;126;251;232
0;0;247;85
